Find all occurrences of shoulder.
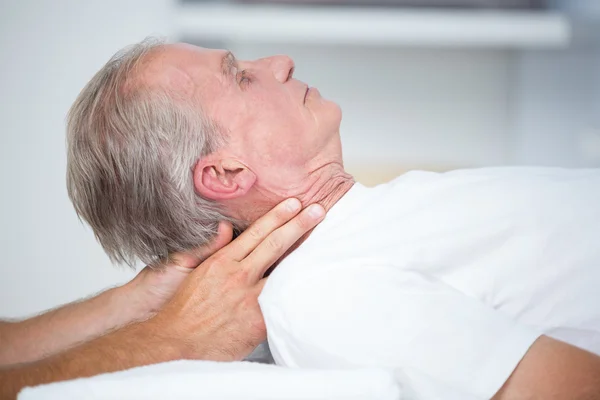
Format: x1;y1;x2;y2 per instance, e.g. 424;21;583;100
260;263;541;399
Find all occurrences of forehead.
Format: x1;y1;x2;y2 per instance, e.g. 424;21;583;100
139;43;228;99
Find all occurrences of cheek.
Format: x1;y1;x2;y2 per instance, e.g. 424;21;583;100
253;101;309;141
250;141;309;179
210;98;248;133
253;85;306;118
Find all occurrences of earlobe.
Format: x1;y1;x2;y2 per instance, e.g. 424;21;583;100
193;159;256;201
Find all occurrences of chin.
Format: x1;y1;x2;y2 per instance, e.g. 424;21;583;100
321;101;342;131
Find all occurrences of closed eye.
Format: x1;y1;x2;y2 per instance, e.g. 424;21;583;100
238;70;252;88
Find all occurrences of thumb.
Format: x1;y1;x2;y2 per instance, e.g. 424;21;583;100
170;221;234;270
206;221;235;255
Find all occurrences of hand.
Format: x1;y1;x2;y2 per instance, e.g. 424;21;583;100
126;222;234;318
151;198;325;361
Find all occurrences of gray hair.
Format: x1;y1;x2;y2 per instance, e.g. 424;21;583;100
67;38;232;267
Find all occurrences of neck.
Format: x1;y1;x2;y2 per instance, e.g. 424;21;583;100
265;165;354;268
229;165;355;276
225;163;354;235
295;165;355;214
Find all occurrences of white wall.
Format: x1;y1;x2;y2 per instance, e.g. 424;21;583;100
228;43;514;176
0;0;174;318
515;0;600;167
0;0;598;319
512;47;600;167
227;40;600;180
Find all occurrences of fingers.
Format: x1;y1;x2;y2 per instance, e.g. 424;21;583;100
243;204;325;282
225;198;303;261
169;221;234;270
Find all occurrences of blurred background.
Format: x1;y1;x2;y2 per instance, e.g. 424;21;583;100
0;0;598;318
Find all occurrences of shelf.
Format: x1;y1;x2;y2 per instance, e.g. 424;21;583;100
175;3;571;48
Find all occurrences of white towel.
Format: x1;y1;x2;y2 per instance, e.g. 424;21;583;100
18;360;401;400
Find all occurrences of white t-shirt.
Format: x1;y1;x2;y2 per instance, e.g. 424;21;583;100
258;167;600;400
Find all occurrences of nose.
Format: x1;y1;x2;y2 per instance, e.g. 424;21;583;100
258;55;295;83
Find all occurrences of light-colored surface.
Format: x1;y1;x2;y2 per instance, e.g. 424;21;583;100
228;43;515;168
0;0;598;319
18;360;401;400
177;4;571;48
260;167;600;399
512;47;600;167
0;0;175;318
344;163;458;187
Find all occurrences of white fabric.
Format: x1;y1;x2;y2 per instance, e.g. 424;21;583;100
18;360;401;400
259;167;600;400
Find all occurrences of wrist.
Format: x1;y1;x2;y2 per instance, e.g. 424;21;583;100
146;309;221;361
141;313;198;361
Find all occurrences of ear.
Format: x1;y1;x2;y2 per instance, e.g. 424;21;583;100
193;158;256;201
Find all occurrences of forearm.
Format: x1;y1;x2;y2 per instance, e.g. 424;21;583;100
0;284;149;366
0;317;186;400
493;336;600;399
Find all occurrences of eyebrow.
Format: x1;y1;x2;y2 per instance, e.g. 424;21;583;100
221;51;236;78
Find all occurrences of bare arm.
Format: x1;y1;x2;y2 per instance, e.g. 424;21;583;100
0;199;325;400
0;285;149;366
493;335;600;400
0;317;183;399
0;212;239;368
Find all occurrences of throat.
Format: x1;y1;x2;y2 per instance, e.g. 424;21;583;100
298;169;355;213
269;169;355;269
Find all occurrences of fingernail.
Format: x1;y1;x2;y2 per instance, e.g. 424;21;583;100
286;198;301;212
307;204;325;219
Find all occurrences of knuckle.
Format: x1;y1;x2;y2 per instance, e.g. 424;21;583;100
240;294;259;311
232;268;251;286
265;235;284;252
247;226;264;241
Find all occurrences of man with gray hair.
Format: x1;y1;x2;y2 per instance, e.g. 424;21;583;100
67;38;229;267
65;38;600;400
0;38;327;394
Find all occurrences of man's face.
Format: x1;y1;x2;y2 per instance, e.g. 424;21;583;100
147;43;344;193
